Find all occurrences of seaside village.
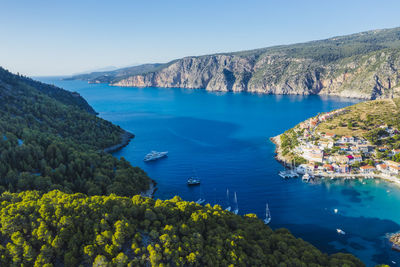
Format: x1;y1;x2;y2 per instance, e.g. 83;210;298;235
284;109;400;181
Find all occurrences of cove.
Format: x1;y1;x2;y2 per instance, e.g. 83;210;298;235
38;77;400;266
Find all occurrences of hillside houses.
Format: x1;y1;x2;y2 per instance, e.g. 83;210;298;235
286;108;400;179
302;147;324;163
299;109;348;130
360;165;376;174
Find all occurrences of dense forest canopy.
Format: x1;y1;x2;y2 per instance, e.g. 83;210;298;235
0;190;364;266
0;67;151;195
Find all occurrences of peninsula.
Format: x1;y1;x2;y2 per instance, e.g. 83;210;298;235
272;98;400;183
68;27;400;100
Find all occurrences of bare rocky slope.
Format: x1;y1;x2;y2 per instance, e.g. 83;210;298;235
71;27;400;99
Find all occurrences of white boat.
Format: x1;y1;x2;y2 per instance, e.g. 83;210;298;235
302;173;314;182
336;228;346;235
279;160;299;178
196;198;205;204
232;192;239;214
334;208;338;214
187;177;201;185
144;151;168;162
196;186;205;204
225;189;231;211
264;203;271;224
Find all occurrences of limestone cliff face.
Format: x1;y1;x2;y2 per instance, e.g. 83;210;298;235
113;55;255;91
68;27;400;99
112;49;400;99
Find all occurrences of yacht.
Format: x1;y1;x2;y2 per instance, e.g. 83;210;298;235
144;151;168;162
264;203;271;224
336;228;346;235
187;177;201;186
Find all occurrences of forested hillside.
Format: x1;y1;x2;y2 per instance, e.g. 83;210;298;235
64;63;164;84
0;190;363;266
1;68;96;114
0;67;151;195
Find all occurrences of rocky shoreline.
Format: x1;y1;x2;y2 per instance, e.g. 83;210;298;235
103;131;135;153
141;181;157;198
390;234;400;252
270;135;291;166
103;130;157;197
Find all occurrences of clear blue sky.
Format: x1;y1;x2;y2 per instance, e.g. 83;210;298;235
1;0;399;76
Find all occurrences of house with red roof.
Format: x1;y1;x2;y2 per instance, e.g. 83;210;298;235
360;165;376;174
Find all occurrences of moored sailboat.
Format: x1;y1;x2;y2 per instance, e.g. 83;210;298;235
232;192;239;214
225;188;231;211
264;203;271;224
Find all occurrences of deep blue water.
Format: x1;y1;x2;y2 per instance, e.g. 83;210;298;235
38;77;400;266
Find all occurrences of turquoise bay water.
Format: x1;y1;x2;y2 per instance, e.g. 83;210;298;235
38;77;400;266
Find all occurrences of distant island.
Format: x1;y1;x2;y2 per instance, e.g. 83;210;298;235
66;27;400;100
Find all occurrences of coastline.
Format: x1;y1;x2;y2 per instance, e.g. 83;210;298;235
270;135;291;165
72;78;370;100
270;134;400;187
272;131;400;251
103;130;157;198
391;234;400;251
141;181;157;198
103;130;135;153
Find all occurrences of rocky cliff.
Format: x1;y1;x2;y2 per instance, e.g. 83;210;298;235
72;27;400;100
113;49;400;99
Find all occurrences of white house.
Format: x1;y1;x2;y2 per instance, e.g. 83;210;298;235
360;165;376;174
353;154;362;163
341;136;355;143
376;164;388;173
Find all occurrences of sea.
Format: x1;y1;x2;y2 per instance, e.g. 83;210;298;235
37;77;400;266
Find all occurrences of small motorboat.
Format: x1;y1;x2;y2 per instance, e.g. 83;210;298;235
187;177;201;186
334;208;338;214
336;228;346;235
